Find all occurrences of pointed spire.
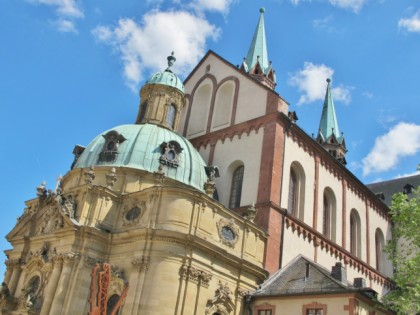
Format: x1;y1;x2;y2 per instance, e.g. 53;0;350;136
318;78;341;141
317;79;347;165
245;8;269;74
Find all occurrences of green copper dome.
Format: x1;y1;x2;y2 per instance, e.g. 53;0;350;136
74;124;207;192
147;52;184;93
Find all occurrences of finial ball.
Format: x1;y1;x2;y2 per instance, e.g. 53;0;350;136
260;7;265;13
326;78;331;83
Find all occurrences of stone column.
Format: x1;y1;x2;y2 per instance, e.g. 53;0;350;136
7;260;22;296
40;256;63;315
49;253;76;315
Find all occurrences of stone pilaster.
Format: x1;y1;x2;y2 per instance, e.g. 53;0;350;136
128;257;150;313
48;253;77;314
7;259;22;296
40;255;63;315
3;260;15;285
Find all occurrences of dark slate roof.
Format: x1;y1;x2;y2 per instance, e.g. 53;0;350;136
366;174;420;207
253;255;354;297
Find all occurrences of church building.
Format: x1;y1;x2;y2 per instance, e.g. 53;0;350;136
0;8;395;315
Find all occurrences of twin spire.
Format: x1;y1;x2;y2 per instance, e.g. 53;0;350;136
316;79;347;165
241;8;276;90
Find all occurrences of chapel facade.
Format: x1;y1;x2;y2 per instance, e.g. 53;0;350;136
1;8;395;315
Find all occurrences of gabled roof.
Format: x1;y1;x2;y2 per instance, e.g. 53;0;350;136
318;79;343;143
183;50;288;104
244;8;269;75
253;255;353;297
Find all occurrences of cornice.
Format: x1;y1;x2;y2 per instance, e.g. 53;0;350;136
284;214;394;289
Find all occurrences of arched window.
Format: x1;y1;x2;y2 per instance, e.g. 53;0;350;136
107;294;121;315
288;162;305;221
288;169;298;216
350;209;362;258
229;165;244;208
375;228;385;273
137;101;148;123
322;188;336;241
166;104;176;129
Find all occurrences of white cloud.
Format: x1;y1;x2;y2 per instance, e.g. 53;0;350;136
399;11;420;33
27;0;83;32
329;0;367;13
55;19;77;33
362;91;373;99
395;171;420;179
313;15;333;29
92;10;220;91
193;0;236;14
332;85;352;104
362;122;420;176
289;62;352;105
28;0;83;17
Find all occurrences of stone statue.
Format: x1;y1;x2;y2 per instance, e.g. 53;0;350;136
0;282;10;300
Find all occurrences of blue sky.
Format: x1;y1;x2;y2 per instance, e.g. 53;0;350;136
1;0;419;276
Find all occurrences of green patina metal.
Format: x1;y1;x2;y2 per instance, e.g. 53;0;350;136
318;78;343;143
147;52;185;93
74;124;208;192
245;8;270;74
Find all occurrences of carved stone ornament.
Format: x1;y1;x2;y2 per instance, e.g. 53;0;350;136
122;200;146;226
217;218;239;248
106;167;118;188
179;264;213;288
39;205;65;235
18;273;46;312
159;141;183;168
131;256;150;272
205;281;235;315
36;181;47;199
236;288;249;301
244;203;258;222
84;166;96;184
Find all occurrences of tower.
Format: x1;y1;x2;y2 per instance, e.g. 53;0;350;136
316;78;347;164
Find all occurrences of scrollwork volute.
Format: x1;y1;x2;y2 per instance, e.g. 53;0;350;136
179;264;213;288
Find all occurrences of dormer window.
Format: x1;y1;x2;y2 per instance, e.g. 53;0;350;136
159;141;183;168
99;131;126;163
403;184;414;194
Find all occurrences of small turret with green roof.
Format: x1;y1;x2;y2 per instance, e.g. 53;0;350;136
136;52;186;131
316;78;347;165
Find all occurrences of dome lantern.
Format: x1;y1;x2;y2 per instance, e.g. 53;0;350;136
135;52;186;132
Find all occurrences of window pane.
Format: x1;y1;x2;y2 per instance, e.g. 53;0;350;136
229;166;244;208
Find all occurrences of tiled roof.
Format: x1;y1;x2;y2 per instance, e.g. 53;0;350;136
253;255;353;297
367;174;420;207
